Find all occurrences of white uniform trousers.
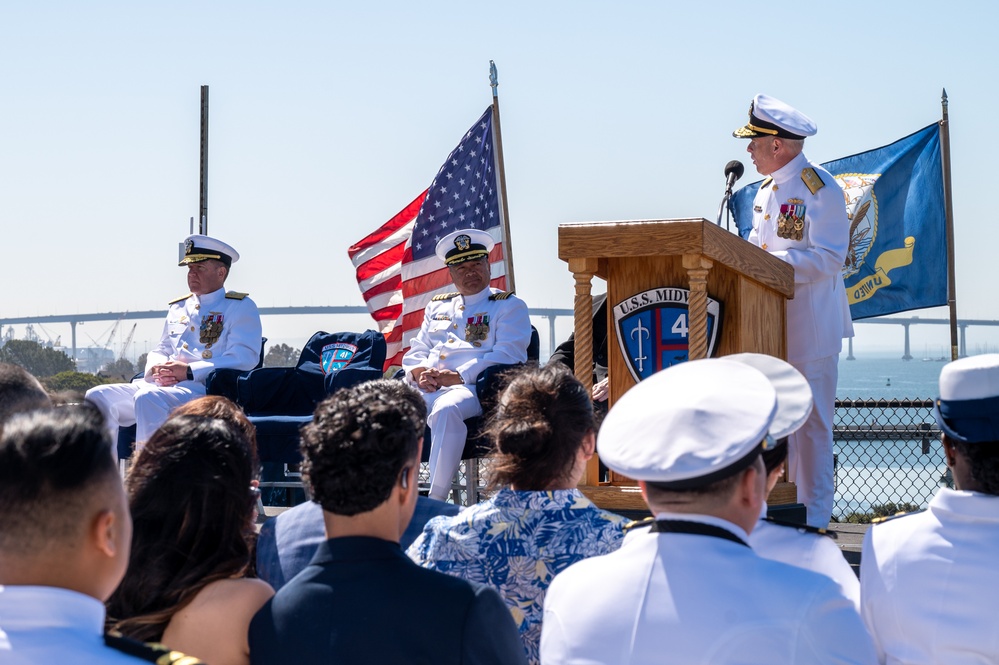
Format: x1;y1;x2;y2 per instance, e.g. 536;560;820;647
85;380;208;453
787;353;838;528
422;384;482;500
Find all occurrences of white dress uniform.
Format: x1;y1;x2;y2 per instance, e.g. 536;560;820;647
0;585;193;663
403;285;530;499
748;150;853;528
860;488;999;664
749;503;860;609
541;513;876;665
86;286;262;445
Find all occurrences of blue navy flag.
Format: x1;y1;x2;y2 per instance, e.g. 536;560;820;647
730;124;947;320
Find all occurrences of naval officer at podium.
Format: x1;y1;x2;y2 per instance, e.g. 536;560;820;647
733;94;853;528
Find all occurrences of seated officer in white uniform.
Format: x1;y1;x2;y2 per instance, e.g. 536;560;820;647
734;94;854;529
0;405;203;664
86;235;262;452
728;353;860;610
402;229;531;500
540;358;876;665
861;354;999;664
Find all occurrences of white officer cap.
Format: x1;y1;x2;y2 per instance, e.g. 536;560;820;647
934;354;999;444
179;235;240;268
598;358;777;489
726;353;813;440
435;229;495;266
733;94;817;140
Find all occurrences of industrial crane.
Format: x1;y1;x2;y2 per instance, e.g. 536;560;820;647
119;323;137;362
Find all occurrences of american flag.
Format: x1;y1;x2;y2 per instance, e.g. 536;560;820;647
348;107;508;371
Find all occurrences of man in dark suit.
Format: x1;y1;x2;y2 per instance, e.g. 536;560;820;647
548;292;609;403
249;379;526;665
256;492;459;591
255;377;461;591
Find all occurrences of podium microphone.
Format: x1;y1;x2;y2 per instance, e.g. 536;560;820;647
724;160;745;194
716;160;745;228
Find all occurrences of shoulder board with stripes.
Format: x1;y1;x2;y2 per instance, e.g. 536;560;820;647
764;516;837;539
761;177;773;189
168;293;192;305
800;167;826;195
225;291;249;300
488;291;516;301
622;516;654;533
871;509;925;525
105;632;206;664
432;292;460;302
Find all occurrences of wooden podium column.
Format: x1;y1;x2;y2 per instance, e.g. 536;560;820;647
568;257;601;487
568;258;597;393
682;254;713;361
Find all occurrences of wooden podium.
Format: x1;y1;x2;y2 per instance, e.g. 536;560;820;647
558;219;796;512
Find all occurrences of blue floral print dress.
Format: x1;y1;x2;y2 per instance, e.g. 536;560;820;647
407;488;627;665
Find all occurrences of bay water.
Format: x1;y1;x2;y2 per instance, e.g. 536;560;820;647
833;352;950;519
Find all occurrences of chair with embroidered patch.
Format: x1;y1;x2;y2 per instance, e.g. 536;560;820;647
207;330;386;503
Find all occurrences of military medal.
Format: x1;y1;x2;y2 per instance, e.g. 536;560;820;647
465;314;490;347
777;203;806;241
200;312;224;345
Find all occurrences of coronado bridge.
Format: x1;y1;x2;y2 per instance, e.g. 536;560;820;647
2;308;998;363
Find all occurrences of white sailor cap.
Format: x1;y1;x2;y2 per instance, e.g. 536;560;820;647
733;93;817;140
597;358;778;489
726;353;813;440
934;354;999;444
435;229;494;266
179;235;240;268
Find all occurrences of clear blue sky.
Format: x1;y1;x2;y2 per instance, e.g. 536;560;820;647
2;1;997;359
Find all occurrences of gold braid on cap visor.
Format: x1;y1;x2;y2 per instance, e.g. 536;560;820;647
445;249;488;265
180;253;222;263
745;123;778;136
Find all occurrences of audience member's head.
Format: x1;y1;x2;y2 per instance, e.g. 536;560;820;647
300;379;422;524
0;362;51;425
934;354;999;495
727;353;813;493
170;394;259;465
0;404;130;601
106;415;257;641
599;358;777;532
485;363;595;490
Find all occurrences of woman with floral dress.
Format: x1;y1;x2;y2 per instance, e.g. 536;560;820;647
408;364;627;665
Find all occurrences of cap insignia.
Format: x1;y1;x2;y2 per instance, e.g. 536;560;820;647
455;234;471;251
184;239;194;255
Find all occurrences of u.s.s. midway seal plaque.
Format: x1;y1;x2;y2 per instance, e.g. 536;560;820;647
613;287;721;382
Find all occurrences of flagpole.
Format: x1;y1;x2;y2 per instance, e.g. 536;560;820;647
940;88;959;360
490;60;516;292
199;85;209;235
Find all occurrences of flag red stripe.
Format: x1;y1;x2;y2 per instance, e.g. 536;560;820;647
348;191;427;260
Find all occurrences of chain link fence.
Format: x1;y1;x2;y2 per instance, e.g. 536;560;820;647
275;401;952;516
420;400;953;515
833;398;949;522
418;459;492;506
